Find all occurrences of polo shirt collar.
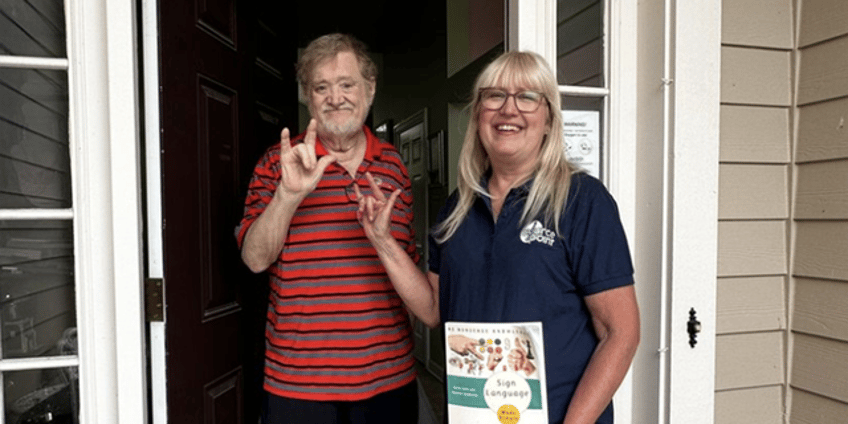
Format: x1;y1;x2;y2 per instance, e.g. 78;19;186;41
479;172;534;197
313;125;384;160
477;172;534;215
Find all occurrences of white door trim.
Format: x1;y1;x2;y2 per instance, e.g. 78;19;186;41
607;1;639;422
140;0;168;422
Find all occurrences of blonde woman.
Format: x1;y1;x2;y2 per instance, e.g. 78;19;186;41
356;51;639;424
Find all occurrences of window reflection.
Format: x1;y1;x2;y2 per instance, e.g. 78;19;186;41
0;68;70;208
0;1;67;58
0;220;76;360
4;367;79;424
557;0;604;87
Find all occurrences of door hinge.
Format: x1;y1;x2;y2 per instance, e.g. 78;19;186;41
145;278;164;322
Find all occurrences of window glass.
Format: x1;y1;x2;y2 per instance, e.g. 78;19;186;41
4;367;79;424
1;0;78;421
0;220;76;360
556;0;604;87
0;68;71;208
0;1;67;58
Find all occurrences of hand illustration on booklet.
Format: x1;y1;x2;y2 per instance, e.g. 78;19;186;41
444;322;547;423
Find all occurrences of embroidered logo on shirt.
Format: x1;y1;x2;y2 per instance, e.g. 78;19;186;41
519;220;555;246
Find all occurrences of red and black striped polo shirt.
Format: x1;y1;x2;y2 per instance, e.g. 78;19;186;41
236;126;419;401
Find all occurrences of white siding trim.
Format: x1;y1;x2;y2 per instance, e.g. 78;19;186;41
667;0;721;422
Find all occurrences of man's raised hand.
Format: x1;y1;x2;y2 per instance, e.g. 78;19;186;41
276;119;336;201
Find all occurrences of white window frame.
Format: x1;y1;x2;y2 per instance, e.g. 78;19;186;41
0;0;147;422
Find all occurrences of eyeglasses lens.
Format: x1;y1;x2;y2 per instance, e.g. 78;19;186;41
481;89;543;112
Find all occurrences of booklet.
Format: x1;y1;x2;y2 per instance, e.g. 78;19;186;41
444;321;548;424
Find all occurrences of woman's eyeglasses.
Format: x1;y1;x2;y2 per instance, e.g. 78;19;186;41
479;88;546;113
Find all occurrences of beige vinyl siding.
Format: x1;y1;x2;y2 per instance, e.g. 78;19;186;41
717;276;786;334
795;160;848;219
716;386;784;424
717;0;793;421
796;96;848;162
790;389;848;424
720;105;791;163
790;0;848;420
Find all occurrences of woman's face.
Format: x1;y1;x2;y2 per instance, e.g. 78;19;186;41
477;82;550;169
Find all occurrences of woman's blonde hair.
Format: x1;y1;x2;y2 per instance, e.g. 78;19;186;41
433;51;576;243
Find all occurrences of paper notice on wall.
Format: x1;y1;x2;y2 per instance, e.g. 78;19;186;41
562;110;600;179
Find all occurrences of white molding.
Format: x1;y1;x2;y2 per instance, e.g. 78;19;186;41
68;0;119;422
105;0;148;422
67;0;147;422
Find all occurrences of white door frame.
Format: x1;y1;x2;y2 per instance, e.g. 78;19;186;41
506;1;720;422
66;0;148;422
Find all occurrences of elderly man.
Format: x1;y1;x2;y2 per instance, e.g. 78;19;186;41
236;33;419;424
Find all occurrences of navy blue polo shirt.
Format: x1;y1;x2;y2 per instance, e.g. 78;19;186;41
429;172;633;424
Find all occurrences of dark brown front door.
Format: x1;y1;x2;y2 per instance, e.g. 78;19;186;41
157;1;295;422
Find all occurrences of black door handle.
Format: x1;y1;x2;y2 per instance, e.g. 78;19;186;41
687;308;701;348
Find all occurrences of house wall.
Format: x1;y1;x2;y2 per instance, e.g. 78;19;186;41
790;0;848;422
716;0;794;422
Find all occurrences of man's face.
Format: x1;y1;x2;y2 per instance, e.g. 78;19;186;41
307;51;375;139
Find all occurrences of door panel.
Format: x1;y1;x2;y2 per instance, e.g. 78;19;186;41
157;0;295;422
197;76;241;320
394;110;428;363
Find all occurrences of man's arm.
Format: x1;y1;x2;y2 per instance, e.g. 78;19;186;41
563;284;640;424
240;119;335;273
240;184;302;273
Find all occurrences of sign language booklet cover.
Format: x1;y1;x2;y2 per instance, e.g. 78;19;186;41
444;322;548;424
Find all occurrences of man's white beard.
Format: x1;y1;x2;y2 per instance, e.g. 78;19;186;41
313;99;372;140
319;113;362;138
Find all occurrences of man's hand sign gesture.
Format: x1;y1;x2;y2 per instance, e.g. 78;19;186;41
276;119;336;202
